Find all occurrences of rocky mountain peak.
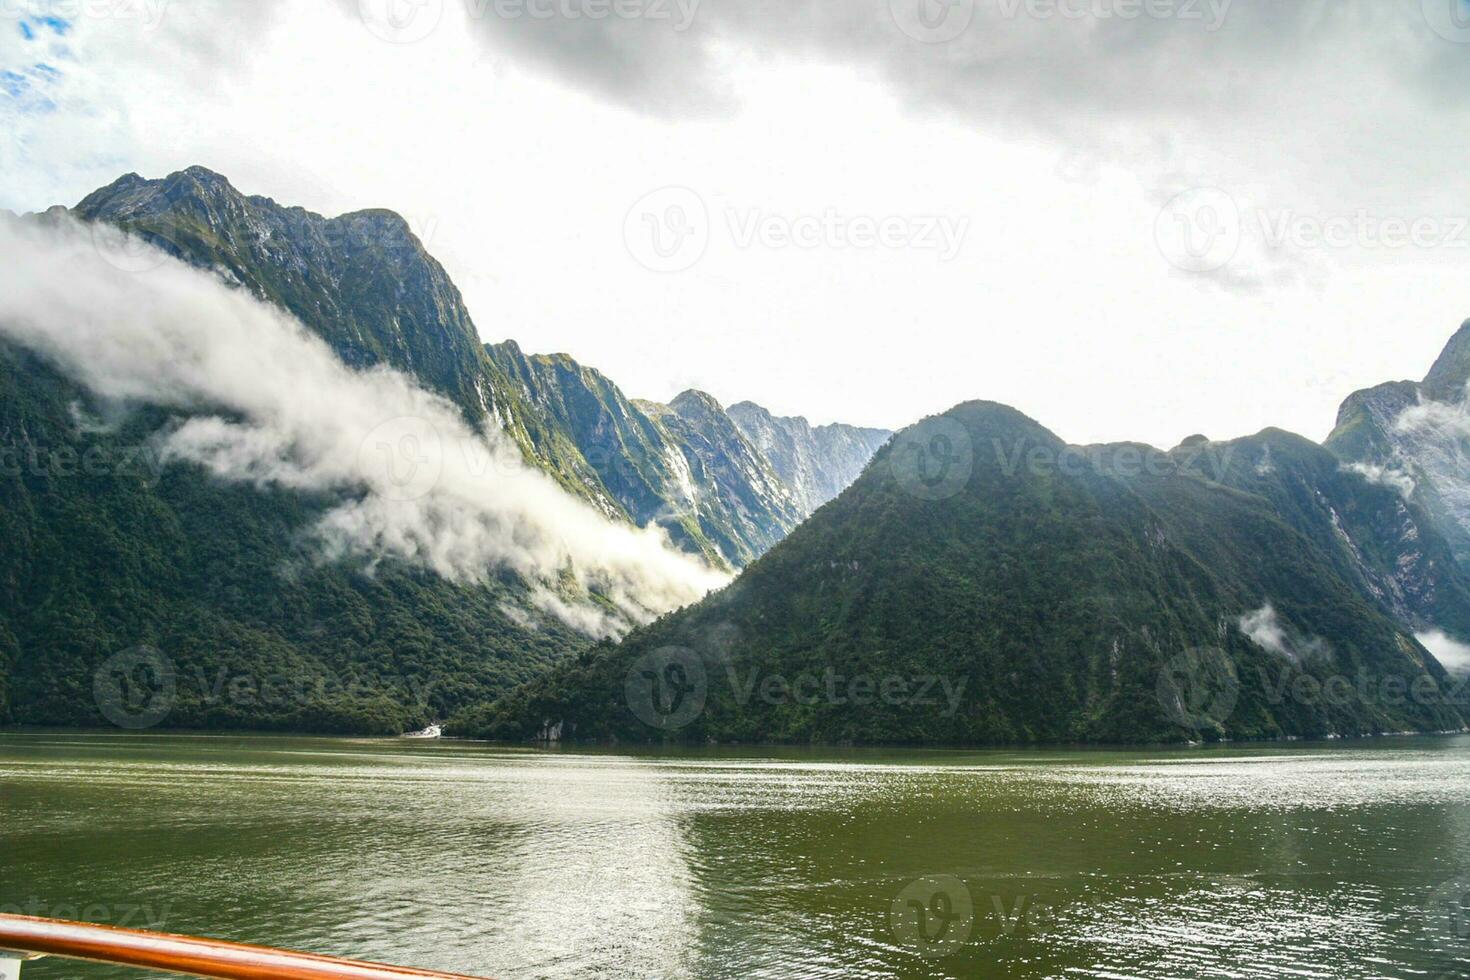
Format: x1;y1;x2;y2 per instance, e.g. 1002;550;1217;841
728;400;893;516
1423;318;1470;395
670;389;726;420
55;166;891;575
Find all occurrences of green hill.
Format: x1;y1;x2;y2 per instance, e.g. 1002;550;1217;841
459;403;1469;745
0;342;584;732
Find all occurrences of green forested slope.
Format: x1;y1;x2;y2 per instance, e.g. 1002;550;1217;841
461;403;1467;745
0;343;585;731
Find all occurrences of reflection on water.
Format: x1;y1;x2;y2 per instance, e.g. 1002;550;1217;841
3;734;1470;979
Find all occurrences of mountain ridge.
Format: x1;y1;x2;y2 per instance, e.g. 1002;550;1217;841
460;396;1470;745
1328;319;1470;572
67;165;886;567
0;165;889;731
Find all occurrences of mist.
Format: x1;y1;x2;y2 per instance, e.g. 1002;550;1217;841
1417;629;1470;676
1238;604;1329;665
0;215;729;637
1344;461;1416;499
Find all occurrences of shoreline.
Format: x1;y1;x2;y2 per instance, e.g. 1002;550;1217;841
3;724;1467;755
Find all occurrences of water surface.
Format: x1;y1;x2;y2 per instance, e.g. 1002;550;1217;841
2;733;1469;979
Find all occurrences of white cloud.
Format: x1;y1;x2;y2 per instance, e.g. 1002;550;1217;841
9;1;1470;451
1344;461;1416;498
1396;389;1470;439
497;600;538;630
1386;391;1470;534
1237;604;1329;664
1416;629;1470;676
0;216;728;636
1238;604;1291;660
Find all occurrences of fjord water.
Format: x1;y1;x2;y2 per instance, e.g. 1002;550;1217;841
3;734;1470;979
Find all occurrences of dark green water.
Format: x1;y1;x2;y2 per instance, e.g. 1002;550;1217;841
3;733;1470;979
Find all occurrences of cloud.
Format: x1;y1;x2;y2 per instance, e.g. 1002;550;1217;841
418;0;1277;122
1396;389;1470;440
328;0;1470;301
1416;628;1470;676
1344;461;1416;498
1237;604;1329;664
1388;391;1470;526
0;0;286;210
392;0;1470;199
1238;604;1291;659
0;215;729;636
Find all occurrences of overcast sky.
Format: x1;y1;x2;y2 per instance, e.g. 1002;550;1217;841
5;0;1470;447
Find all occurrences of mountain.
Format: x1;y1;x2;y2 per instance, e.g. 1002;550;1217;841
68;167;880;569
651;391;806;560
727;402;891;516
70;166;623;513
460;402;1468;745
1205;428;1470;638
0;166;885;731
1;168;602;731
485;342;816;567
1327;320;1470;573
0;339;589;732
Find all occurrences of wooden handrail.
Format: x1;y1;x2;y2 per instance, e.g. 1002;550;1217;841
0;915;490;980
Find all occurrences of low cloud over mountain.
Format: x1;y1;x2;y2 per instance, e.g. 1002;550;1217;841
0;216;728;636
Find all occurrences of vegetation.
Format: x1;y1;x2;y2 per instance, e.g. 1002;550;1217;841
0;343;588;732
457;403;1469;745
8;166;1470;744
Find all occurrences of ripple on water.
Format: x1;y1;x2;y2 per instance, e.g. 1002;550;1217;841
4;735;1470;979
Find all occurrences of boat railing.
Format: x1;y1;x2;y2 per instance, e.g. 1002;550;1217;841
0;914;488;980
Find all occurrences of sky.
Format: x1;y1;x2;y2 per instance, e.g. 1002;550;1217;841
4;0;1470;448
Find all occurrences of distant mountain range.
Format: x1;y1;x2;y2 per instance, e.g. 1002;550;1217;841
484;340;887;568
463;333;1470;745
0;167;888;731
7;165;1470;745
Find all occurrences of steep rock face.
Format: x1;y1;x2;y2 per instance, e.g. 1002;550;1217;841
645;391;805;566
69;167;614;513
68;168;879;565
1424;320;1470;393
485;343;878;567
73;168;497;420
1201;429;1470;638
461;402;1466;746
485;341;723;563
1328;321;1470;573
727;401;890;516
